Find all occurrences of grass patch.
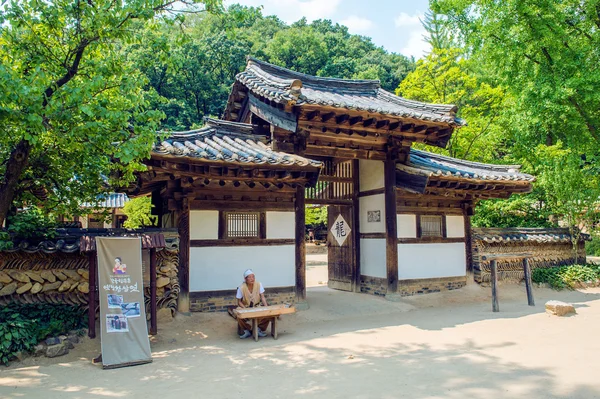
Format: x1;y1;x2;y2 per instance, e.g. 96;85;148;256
532;264;600;290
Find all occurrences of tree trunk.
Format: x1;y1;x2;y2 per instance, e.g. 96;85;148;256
0;140;31;226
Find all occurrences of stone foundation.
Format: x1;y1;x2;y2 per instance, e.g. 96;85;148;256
360;275;466;297
398;276;466;296
189;286;296;312
360;275;388;297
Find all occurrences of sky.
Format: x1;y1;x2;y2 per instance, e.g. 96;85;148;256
223;0;432;59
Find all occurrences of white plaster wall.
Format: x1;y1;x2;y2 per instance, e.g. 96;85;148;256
190;210;219;240
359;160;384;192
359;194;385;233
189;245;295;291
397;214;417;238
360;239;386;278
446;215;465;238
266;211;295;239
398;243;466;279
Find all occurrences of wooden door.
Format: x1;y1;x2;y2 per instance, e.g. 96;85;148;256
327;205;354;291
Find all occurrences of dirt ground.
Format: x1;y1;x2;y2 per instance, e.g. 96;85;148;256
1;281;600;399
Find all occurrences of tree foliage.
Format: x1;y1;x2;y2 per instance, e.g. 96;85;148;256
123;196;157;229
0;0;222;226
129;7;416;130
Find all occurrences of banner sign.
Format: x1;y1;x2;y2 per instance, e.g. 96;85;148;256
96;237;152;369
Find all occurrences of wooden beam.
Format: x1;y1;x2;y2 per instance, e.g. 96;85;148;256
491;259;499;312
295;186;306;303
177;207;190;313
87;252;97;339
248;94;297;132
523;258;535;306
384;157;398;294
352;159;361;293
149;248;157;335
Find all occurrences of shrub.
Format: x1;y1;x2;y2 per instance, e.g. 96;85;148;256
0;304;86;365
586;236;600;256
532;265;600;290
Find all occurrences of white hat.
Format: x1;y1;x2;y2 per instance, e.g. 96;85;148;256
243;269;254;278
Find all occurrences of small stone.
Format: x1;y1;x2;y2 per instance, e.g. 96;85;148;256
545;300;576;316
77;269;89;280
46;343;68;358
156;277;170;288
7;270;30;283
41;270;57;283
16;282;33;294
25;271;45;284
64;340;75;350
0;282;18;296
0;270;12;284
34;344;47;357
45;337;61;346
77;282;89;294
157;308;174;323
42;281;62;292
58;280;72;292
30;282;43;294
67;334;80;345
52;270;68;281
62;270;80;281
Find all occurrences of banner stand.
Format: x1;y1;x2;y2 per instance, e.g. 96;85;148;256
96;237;153;369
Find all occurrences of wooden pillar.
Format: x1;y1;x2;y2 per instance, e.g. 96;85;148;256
491;260;499;312
523;258;535;306
352;159;361;293
87;252;97;339
464;212;473;273
149;248;158;335
177;204;190;313
384;157;398;294
295;185;306;303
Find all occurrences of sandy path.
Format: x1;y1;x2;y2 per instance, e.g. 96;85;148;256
1;283;600;399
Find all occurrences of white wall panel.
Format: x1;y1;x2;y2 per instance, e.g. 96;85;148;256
446;215;465;238
189;245;295;291
360;239;386;278
398;243;466;280
397;214;417;238
359;160;384;192
266;212;295;239
190;210;219;240
359;194;385;233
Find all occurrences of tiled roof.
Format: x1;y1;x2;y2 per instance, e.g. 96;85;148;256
399;149;535;182
473;228;590;243
233;57;463;126
154;118;323;169
83;193;129;209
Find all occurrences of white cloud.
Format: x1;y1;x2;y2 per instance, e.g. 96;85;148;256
393;11;431;59
225;0;342;23
340;16;373;33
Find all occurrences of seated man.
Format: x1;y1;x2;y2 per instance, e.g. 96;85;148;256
236;269;269;339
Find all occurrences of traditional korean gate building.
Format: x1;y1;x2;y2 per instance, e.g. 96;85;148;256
132;58;534;312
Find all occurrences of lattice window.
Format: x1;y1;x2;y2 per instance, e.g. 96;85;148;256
419;215;443;237
224;212;261;238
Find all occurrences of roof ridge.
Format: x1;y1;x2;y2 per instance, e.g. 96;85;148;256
410;148;524;173
247;56;381;92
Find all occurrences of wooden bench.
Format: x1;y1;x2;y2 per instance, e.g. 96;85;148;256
234;304;296;341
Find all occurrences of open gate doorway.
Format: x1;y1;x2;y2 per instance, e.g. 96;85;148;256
306;159;358;293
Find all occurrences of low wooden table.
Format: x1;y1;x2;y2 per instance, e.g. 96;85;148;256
234;304;296;341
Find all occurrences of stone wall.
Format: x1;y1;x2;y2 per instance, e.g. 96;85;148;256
472;228;587;283
360;275;466;297
189;286;296;312
0;230;180;316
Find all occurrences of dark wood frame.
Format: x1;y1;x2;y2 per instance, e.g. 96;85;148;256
218;211;266;240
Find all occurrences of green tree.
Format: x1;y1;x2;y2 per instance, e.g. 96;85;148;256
0;0;222;226
396;48;505;162
432;0;600;150
123;197;157;229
